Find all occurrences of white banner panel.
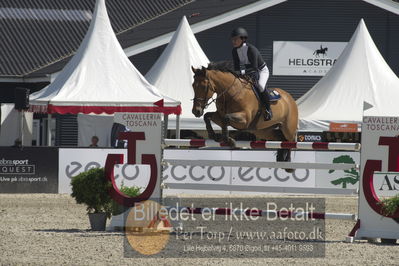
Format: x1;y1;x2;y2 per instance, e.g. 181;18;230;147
273;41;346;76
163;149;231;195
59;148;127;194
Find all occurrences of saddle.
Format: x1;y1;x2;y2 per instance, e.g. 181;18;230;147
252;86;281;102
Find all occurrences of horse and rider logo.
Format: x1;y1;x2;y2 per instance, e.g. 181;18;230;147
313;45;328;57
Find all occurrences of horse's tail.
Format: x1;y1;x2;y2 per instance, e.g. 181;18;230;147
279;89;298;142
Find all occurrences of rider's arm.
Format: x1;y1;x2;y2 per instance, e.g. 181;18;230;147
232;48;240;71
247;44;265;73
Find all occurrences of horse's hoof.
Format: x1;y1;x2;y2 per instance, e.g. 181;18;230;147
226;137;236;148
213;133;223;142
284;168;295;173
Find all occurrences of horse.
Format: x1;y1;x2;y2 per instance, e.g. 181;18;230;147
313;46;328;57
191;65;298;170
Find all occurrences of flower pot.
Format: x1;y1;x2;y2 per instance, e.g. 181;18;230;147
88;212;107;231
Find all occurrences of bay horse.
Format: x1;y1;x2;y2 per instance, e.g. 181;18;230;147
191;65;298;168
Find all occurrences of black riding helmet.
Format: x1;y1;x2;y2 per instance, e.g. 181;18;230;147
231;27;248;39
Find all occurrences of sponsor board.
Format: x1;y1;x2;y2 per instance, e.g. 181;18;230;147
356;116;399;239
273;41;346;76
329;122;359;132
297;132;325;142
372;172;399;197
59;148;359;194
58;148;149;194
163;149;359;193
163;149;232;195
231;150;315;188
0;147;58;193
112;113;162;199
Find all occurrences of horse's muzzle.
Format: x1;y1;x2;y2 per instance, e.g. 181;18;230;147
192;107;204;117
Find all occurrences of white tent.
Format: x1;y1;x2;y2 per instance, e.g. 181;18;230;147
145;16;211;130
0;104;32;146
297;19;399;131
30;0;181;116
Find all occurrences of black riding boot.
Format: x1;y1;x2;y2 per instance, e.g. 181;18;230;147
260;90;273;121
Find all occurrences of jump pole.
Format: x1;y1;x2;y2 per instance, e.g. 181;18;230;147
163;139;361;151
165;206;357;221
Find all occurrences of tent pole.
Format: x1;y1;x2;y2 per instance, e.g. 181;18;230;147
19;110;24;146
163;114;169;139
176;114;180;139
47;113;52;146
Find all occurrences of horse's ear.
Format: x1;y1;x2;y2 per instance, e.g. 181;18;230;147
191;66;197;73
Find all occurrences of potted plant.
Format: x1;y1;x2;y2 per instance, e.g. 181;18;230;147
379;194;399;220
109;184;142;231
71;168;112;231
111;184;142;216
378;194;399;244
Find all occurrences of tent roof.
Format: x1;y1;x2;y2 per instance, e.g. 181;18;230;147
145;16;212;129
29;0;181;115
297;19;399;131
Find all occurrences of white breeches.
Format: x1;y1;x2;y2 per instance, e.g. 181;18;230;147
258;65;269;92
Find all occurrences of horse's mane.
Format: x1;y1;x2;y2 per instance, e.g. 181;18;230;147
207;61;252;83
193;61;253;86
207;61;235;73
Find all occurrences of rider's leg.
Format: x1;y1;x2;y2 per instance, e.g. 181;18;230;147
258;66;273;120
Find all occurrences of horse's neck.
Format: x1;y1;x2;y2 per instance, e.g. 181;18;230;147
207;71;239;94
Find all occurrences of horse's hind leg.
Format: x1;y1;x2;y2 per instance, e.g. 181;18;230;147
279;117;298;172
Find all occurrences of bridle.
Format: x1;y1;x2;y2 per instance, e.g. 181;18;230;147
192;74;238;109
192;76;216;109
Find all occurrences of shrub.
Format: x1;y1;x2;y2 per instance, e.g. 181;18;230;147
71;168;113;218
379;194;399;216
111;185;142;216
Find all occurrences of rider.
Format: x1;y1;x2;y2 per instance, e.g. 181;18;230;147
231;27;272;120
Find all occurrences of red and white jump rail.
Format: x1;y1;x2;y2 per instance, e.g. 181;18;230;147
163;139;361;151
165;206;356;221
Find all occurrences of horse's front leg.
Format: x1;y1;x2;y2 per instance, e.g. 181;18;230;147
221;112;249;147
204;112;232;144
204;112;223;141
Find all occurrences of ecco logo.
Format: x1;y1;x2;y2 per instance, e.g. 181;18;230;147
163;165;309;183
65;161;140;180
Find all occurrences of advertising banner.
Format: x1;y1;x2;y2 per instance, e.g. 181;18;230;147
273;41;346;76
231;150;315;188
163;149;358;194
356;116;399;239
0;147;58;193
113;113;162;199
163;149;232;195
59;148;127;194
